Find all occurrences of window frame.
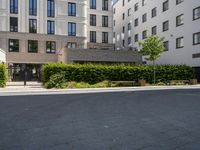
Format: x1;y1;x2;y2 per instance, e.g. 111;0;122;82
193;32;200;45
176;37;184;49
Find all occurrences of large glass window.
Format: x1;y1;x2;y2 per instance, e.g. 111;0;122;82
176;0;183;5
90;31;96;43
90;14;96;26
142;30;147;39
47;0;55;17
163;20;169;32
176;37;184;49
67;42;77;48
102;0;108;11
193;32;200;45
28;40;38;53
29;19;37;33
152;7;157;18
142;13;147;23
176;14;184;27
134;18;138;27
193;7;200;20
152;26;157;35
102;32;108;43
10;0;18;14
68;2;76;16
102;16;108;27
163;41;169;51
163;0;169;12
47;20;55;34
10;17;18;32
68;22;76;36
46;41;56;53
90;0;96;9
29;0;37;16
9;39;19;52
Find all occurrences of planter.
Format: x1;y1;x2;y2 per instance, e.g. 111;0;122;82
138;79;146;86
189;79;198;85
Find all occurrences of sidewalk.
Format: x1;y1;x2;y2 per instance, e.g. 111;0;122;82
0;83;200;96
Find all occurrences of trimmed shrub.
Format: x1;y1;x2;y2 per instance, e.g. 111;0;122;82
42;63;195;86
0;64;7;87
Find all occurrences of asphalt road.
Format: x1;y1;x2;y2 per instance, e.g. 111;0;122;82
0;89;200;150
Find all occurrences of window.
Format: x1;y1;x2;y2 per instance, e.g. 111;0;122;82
90;31;96;43
176;37;184;48
47;0;55;17
102;32;108;43
90;0;96;9
28;40;38;53
163;41;169;51
122;26;125;33
122;13;125;20
67;42;77;48
135;34;138;42
10;17;18;32
29;0;37;16
176;0;183;5
10;0;18;14
102;16;108;27
90;14;96;26
163;21;169;32
192;53;200;58
113;8;116;14
176;14;184;27
134;18;138;27
142;30;147;39
142;0;146;6
29;19;37;33
193;32;200;45
142;13;147;23
68;22;76;36
122;40;125;47
128;8;131;16
152;7;157;18
47;20;55;34
134;3;138;12
122;0;125;6
46;41;56;53
163;0;169;12
128;37;131;45
9;39;19;52
68;2;76;16
128;23;131;31
102;0;108;11
113;20;116;26
152;26;157;35
193;7;200;20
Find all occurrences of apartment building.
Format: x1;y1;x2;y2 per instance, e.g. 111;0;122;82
0;0;142;81
113;0;200;80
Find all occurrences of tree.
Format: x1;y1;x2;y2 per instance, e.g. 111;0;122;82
139;35;165;84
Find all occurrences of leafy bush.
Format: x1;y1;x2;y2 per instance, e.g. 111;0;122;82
0;64;7;87
42;63;195;88
44;72;66;89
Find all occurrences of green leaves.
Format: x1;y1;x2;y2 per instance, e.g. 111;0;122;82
0;64;7;87
42;63;195;86
139;35;165;61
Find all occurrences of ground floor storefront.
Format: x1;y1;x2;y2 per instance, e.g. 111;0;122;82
7;63;42;82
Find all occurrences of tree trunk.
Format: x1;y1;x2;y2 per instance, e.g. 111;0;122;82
153;60;156;84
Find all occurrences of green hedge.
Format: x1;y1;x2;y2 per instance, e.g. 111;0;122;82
42;63;195;84
0;64;7;87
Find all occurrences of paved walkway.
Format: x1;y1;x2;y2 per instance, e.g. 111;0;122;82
0;82;200;96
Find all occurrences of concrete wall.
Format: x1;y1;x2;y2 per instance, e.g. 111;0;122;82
0;48;6;63
58;48;142;64
113;0;200;67
0;32;86;64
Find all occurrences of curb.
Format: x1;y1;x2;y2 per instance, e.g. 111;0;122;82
0;85;200;96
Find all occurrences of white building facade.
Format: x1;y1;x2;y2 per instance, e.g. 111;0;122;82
0;0;116;81
113;0;200;69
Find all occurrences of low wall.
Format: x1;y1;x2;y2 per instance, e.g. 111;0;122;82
59;48;142;64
